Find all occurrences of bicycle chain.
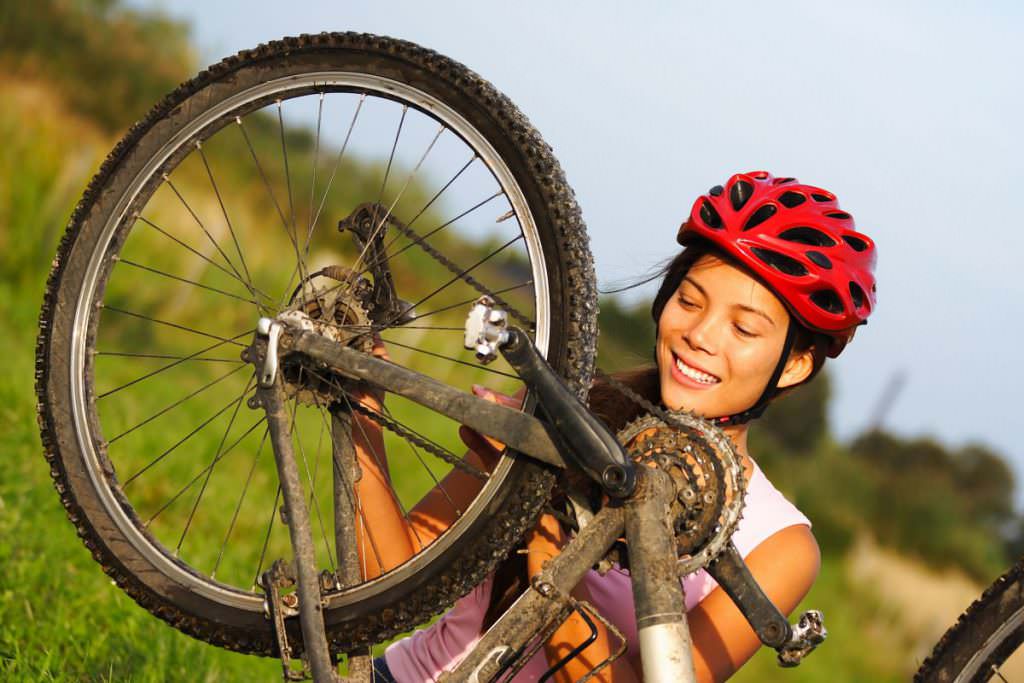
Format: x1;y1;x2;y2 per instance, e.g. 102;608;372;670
370;210;535;329
347;400;489;481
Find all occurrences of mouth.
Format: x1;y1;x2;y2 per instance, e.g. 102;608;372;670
671;352;721;386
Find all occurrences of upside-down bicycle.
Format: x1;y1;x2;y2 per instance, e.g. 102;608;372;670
34;32;1007;682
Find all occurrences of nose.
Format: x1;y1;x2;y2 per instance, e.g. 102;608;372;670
684;312;718;355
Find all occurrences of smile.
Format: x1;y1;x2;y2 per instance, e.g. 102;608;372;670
672;353;721;386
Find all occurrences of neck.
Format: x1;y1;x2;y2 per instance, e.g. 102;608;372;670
723;423;755;480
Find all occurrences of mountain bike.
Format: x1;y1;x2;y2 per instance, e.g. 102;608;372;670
36;33;826;681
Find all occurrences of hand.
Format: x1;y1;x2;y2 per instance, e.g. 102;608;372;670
457;385;525;458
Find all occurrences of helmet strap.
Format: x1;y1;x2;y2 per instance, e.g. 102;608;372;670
713;318;797;427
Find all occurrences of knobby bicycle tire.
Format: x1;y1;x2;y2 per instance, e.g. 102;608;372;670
36;32;597;656
916;557;1024;682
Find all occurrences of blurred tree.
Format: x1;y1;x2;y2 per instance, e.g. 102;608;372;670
956;443;1015;525
0;0;194;132
849;429;1016;578
595;295;655;372
756;369;831;454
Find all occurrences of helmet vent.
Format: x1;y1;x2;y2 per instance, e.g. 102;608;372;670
849;282;866;309
750;247;808;277
778;191;806;208
806;251;833;269
743;204;778;231
778;226;837;247
709;184;724;196
811;192;834;203
826;210;852;220
772;176;796;185
699;199;723;228
842;234;868;252
810;290;844;314
730;180;754;211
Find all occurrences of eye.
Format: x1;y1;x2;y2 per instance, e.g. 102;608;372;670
733;323;757;338
677;295;699;309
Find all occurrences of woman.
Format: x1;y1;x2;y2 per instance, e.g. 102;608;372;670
357;171;877;681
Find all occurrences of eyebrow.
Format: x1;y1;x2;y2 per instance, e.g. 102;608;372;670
682;276;777;327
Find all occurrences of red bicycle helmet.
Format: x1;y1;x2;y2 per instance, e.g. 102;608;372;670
678;170;876;357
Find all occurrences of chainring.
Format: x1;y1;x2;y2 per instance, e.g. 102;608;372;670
616;411;746;575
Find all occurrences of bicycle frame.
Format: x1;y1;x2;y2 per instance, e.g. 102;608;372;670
246;310;824;682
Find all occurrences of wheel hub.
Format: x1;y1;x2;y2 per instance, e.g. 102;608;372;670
278;267;374;406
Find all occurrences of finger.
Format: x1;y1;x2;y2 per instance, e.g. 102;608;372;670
471;384;522;409
458;425;502;455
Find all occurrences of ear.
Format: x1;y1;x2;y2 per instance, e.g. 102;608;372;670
776;346;815;390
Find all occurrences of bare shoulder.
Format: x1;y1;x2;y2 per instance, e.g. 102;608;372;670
744;524;821;612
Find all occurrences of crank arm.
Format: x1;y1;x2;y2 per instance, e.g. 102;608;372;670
285;326;567;469
705;543;826;666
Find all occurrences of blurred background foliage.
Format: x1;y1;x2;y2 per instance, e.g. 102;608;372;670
1;1;1021;681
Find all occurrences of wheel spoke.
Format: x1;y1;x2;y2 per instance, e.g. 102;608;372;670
388;234;524;326
213;426;270;579
276;99;309;311
379;153;478;255
307;92;324;253
290;380;336;572
308;93;365;239
175;373;257;554
123;386;256;487
194;142;263;311
161;175;246;283
108;363;249;444
96;328;252;399
339;392;427;553
343;105;409;292
379;336;521;380
95;351;243;363
355;189;503;284
137;214;276;306
144;415;266;530
398;280;534;326
380;403;461;516
116;257;261;306
253;483;283;591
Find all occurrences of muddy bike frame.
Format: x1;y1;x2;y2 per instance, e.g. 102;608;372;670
245;302;825;682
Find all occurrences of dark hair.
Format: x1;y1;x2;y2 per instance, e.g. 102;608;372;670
589;238;830;432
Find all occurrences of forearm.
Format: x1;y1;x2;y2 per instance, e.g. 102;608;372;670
350;408;417;577
405;439;501;546
527;514;640;683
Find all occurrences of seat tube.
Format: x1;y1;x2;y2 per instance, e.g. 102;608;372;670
624;467;698;683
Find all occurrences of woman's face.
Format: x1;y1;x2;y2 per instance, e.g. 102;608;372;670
656;253;810;418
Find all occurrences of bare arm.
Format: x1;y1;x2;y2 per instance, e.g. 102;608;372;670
683;524;821;682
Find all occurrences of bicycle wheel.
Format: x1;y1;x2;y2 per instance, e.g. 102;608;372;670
35;32;596;656
916;558;1024;682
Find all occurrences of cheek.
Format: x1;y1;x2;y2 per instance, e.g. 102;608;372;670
729;340;783;385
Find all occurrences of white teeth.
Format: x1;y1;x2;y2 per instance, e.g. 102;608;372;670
675;357;719;384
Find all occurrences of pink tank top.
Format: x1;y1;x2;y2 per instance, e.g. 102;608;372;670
384;460;811;682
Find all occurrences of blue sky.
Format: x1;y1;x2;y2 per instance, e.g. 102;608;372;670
133;0;1024;489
